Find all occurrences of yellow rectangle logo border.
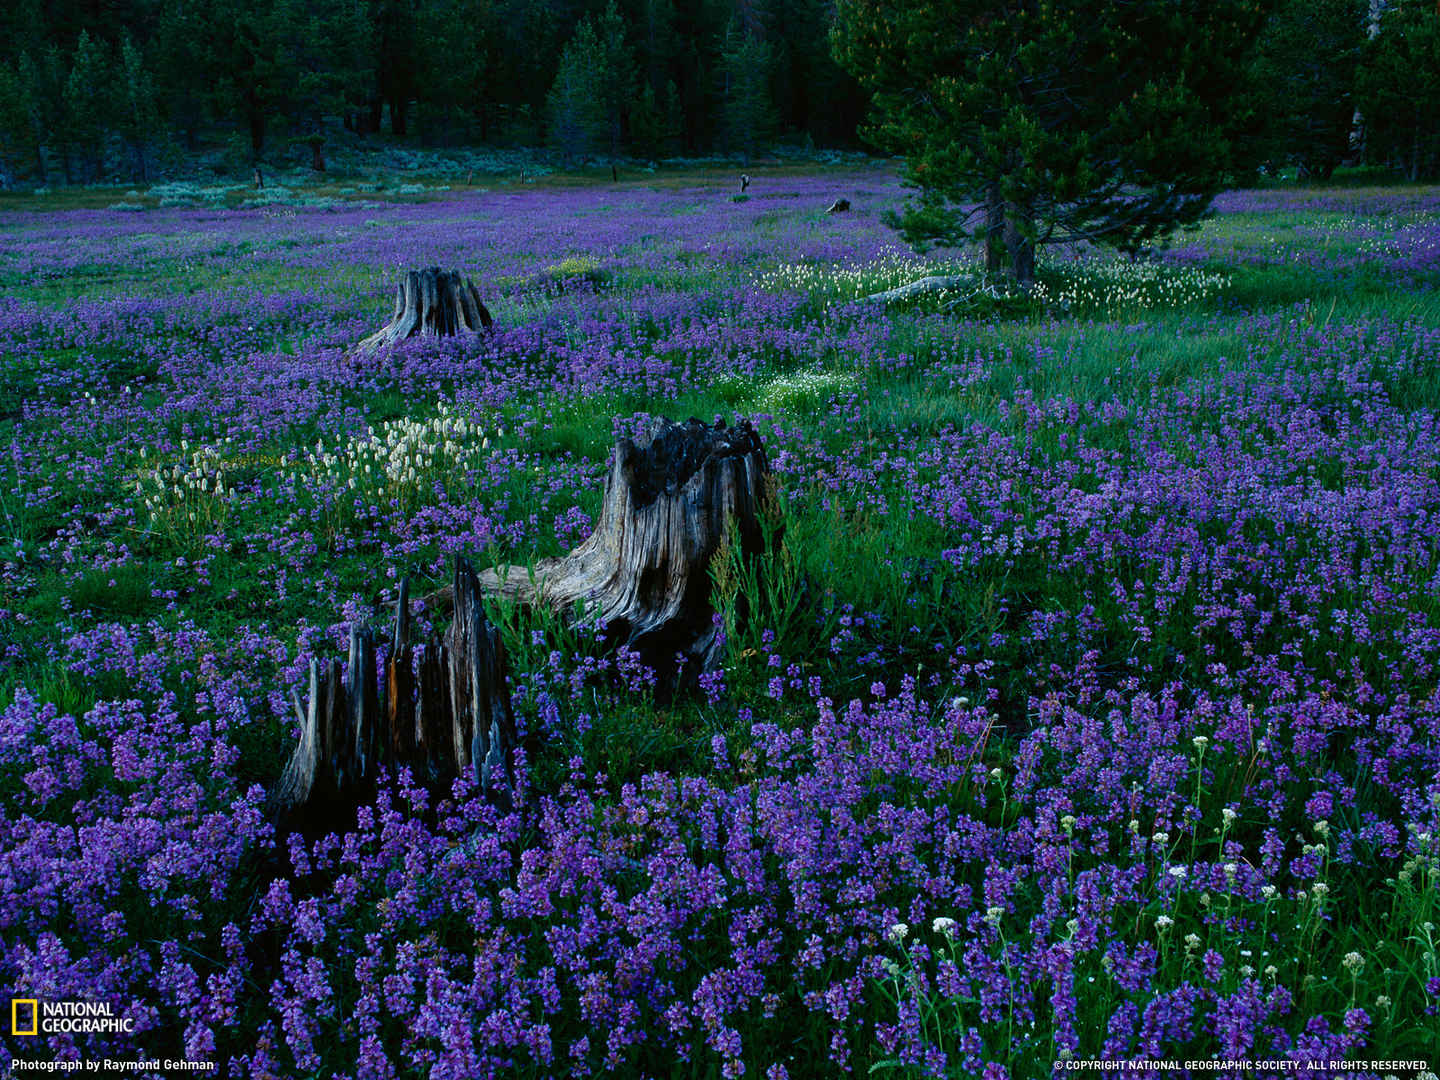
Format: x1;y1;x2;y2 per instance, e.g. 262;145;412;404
11;997;39;1036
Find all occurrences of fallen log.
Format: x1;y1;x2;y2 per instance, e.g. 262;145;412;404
861;274;972;305
355;266;493;355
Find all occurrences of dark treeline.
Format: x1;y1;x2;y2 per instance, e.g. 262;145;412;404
0;0;867;184
0;0;1436;185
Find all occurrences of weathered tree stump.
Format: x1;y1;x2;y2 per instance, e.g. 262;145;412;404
474;417;770;686
270;559;519;834
826;197;851;213
355;266;493;356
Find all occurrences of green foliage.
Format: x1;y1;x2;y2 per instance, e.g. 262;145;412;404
0;0;864;182
546;23;606;162
831;0;1277;284
1357;0;1440;181
1246;0;1366;180
0;61;33;182
710;482;815;672
630;78;684;160
547;1;636;163
415;0;494;143
116;35;159;180
63;30;111;181
718;19;778;161
153;0;210;149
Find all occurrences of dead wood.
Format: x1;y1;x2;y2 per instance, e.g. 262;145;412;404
355;266;493;356
270;559;519;833
426;417;770;689
484;417;769;685
861;274;972;305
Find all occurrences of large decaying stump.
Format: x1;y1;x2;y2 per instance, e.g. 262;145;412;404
355;266;493;355
270;562;519;834
480;417;770;683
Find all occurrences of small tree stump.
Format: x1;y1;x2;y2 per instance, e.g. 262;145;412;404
477;417;770;685
355;266;493;355
270;559;519;835
826;197;851;213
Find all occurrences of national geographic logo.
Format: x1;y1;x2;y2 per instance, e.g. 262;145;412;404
9;999;135;1035
11;999;37;1036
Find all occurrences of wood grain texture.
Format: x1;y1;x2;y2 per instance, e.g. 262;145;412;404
355;266;493;355
270;560;518;833
478;417;770;687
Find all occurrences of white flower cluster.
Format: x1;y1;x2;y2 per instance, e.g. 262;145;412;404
1032;258;1227;314
755;370;862;413
754;247;956;304
132;439;237;539
302;403;498;508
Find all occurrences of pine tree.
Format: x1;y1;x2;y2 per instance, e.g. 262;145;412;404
373;0;419;135
546;3;635;165
154;0;212;151
416;0;494;143
117;35;160;181
1357;0;1440;180
1249;0;1367;179
631;78;684;159
16;51;58;182
547;20;606;162
592;1;637;165
719;19;777;162
64;31;113;183
0;63;31;185
832;0;1276;285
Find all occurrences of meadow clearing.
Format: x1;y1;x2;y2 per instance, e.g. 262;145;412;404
2;166;1439;1077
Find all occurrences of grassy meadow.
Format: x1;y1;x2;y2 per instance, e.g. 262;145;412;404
1;165;1439;1077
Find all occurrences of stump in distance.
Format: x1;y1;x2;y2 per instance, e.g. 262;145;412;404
355;266;493;355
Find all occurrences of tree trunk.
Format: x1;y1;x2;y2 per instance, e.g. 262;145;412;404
985;182;1007;280
861;274;971;305
469;417;771;691
355;267;494;355
446;560;520;799
1005;202;1036;288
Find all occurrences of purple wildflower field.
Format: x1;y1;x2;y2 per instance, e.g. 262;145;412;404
2;168;1440;1078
